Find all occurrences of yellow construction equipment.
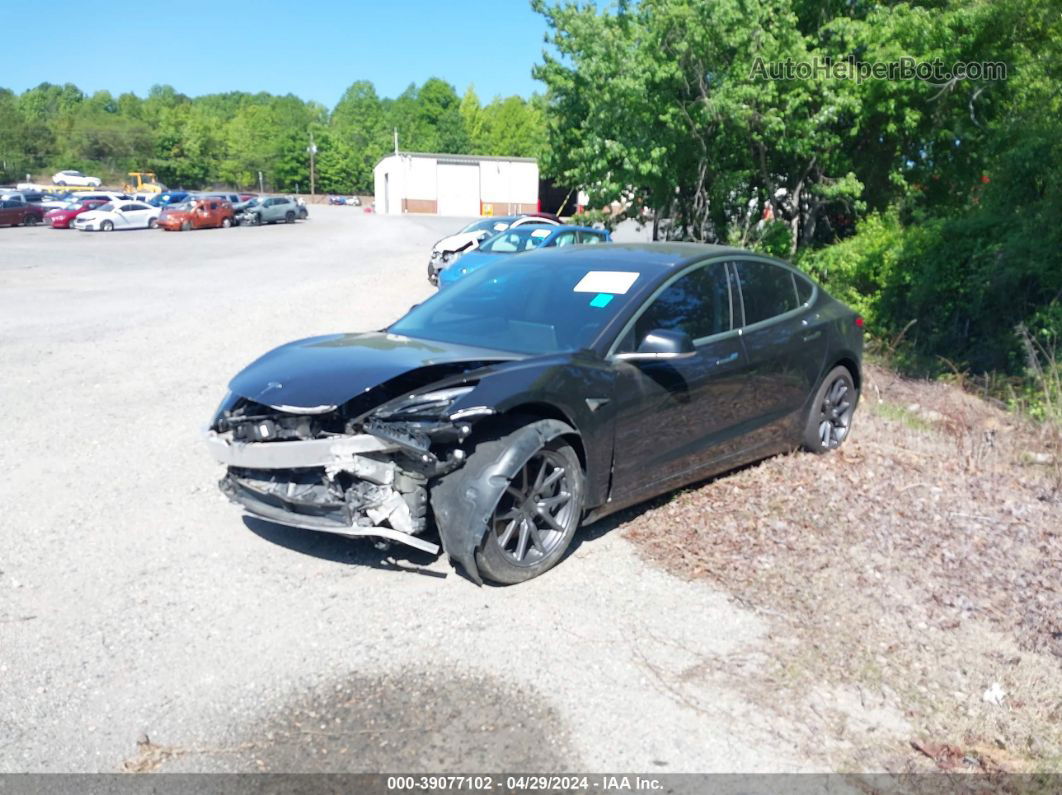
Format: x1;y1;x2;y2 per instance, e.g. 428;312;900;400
123;172;164;195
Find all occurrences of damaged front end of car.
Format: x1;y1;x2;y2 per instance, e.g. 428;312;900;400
206;381;497;558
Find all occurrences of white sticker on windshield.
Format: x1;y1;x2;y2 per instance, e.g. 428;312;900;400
530;228;550;237
573;271;639;294
492;222;507;231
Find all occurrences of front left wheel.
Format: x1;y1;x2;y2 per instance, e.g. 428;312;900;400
432;419;585;585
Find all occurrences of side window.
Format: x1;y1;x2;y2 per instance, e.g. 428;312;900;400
734;260;799;325
551;231;577;247
579;231;604;244
209;202;218;211
621;262;732;350
794;272;814;304
119;203;136;212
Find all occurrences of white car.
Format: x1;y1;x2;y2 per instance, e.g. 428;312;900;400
426;214;560;284
52;170;102;188
73;201;159;231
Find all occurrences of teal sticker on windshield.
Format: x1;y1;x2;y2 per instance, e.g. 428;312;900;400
589;293;614;308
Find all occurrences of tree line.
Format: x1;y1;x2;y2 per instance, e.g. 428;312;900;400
534;0;1060;394
0;79;546;194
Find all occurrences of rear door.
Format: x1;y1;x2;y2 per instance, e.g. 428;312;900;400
733;258;827;442
0;201;16;226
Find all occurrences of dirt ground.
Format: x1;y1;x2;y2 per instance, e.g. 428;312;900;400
626;363;1062;773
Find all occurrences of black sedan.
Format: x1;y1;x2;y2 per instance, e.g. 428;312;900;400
206;243;863;585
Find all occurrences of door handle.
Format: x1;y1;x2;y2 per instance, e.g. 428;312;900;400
713;352;739;366
802;330;823;342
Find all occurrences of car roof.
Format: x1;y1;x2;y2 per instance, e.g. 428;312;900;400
503;242;763;274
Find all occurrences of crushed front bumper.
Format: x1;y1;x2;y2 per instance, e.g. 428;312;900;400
205;430;440;555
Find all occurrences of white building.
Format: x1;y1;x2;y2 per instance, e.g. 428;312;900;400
373;152;539;217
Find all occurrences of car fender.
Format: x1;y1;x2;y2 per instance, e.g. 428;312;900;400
430;418;575;585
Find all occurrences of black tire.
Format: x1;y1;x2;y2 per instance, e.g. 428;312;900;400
433;419;584;585
57;180;66;187
147;217;158;229
221;216;232;228
285;210;295;223
802;365;857;453
24;214;40;226
254;213;262;226
100;220;114;232
180;221;190;232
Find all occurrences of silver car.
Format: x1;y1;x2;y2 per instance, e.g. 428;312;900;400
237;196;301;225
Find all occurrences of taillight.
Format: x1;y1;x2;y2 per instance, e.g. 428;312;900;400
855;315;865;329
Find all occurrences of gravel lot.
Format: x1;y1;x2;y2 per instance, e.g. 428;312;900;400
0;208;812;773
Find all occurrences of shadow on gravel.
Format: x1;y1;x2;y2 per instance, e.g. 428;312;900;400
140;668;579;772
243;517;446;578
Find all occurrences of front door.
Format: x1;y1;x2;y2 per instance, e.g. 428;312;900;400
608;260;756;499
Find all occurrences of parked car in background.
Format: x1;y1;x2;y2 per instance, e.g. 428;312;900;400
158;198;234;231
427;213;562;285
44;198;110;229
205;244;863;584
148;191;192;208
0;199;45;227
39;192;75;210
76;192;133;204
73;201;159;231
0;191;27;203
52;170;102;187
437;225;611;288
236;196;300;225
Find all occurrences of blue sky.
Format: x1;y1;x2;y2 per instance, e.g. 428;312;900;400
3;0;552;106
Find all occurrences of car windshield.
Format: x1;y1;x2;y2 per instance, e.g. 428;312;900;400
460;217;511;234
169;201;195;211
389;256;646;354
479;226;554;253
63;201;83;210
95;203;114;212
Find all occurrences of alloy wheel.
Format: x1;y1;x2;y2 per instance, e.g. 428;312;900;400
818;376;854;449
489;449;575;566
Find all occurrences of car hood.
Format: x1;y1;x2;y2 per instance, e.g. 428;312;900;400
432;230;490;255
439;250;508;284
228;330;518;409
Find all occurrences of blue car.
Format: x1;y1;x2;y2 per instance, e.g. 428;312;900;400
148;191;191;208
437;224;611;288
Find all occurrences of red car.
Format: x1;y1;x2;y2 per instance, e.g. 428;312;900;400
0;199;45;227
44;199;110;229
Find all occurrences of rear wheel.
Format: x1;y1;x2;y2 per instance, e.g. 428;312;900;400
24;214;40;226
803;365;856;453
57;180;66;187
147;218;158;229
285;210;295;223
221;216;232;228
100;220;114;232
180;221;190;232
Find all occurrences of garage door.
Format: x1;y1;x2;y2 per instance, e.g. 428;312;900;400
437;162;481;216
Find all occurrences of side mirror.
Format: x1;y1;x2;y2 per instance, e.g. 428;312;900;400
614;328;696;362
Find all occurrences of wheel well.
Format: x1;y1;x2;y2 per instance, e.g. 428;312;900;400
499;403;587;473
833;357;861;392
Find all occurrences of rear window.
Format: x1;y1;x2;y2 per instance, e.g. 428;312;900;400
734;260;800;325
